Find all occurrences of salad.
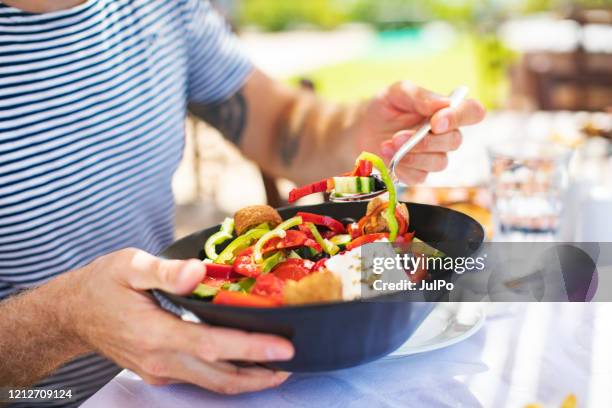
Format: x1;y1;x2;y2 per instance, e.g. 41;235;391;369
195;152;419;307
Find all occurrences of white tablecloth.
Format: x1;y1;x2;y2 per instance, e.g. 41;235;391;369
83;303;612;408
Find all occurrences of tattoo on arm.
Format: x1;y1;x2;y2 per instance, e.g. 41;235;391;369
279;127;302;167
188;90;247;145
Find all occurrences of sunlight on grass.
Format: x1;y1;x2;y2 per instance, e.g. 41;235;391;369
292;34;505;106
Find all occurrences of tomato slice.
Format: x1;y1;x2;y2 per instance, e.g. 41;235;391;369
297;212;345;234
345;233;389;250
233;252;262;278
273;259;314;282
262;230;308;254
252;273;285;303
212;291;280;307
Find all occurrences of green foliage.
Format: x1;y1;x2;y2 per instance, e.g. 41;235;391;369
521;0;612;13
238;0;350;31
238;0;612;31
290;33;513;109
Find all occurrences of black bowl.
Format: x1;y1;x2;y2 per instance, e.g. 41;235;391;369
155;202;484;372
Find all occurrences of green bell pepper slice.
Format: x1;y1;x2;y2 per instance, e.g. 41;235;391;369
261;251;286;273
204;217;235;260
306;222;340;256
215;227;268;264
253;216;303;263
356;151;399;241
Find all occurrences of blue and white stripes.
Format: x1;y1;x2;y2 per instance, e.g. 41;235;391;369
0;0;252;405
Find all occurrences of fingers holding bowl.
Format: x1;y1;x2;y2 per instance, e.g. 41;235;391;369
191;324;295;363
132;317;293;394
139;352;290;395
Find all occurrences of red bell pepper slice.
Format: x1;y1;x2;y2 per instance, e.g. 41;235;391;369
304;238;322;253
357;160;373;176
346;159;373;177
262;230;308;254
345;233;389;250
296;212;345;234
233;251;262;278
288;179;329;203
347;222;361;239
396;209;408;236
212;291;280;307
204;263;241;280
272;259;314;282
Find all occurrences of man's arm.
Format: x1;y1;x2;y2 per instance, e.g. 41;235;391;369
189;69;486;186
0;274;88;386
189;70;359;185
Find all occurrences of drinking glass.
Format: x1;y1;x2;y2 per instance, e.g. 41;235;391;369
488;141;571;242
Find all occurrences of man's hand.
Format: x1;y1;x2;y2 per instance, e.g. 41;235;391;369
191;70;485;187
67;248;293;394
354;81;486;184
0;248;294;394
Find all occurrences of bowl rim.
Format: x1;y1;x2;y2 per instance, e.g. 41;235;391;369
156;201;484;312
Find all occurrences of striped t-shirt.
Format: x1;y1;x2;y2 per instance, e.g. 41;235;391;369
0;0;252;405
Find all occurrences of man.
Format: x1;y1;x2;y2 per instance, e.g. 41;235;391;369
0;0;485;405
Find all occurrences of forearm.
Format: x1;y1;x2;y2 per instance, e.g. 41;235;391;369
0;271;88;386
190;70;362;185
261;89;362;184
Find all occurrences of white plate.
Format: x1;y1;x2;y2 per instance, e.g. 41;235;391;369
386;303;486;358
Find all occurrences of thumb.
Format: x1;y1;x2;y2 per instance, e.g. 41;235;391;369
125;250;206;294
154;259;206;295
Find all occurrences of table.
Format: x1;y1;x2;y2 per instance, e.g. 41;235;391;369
83;303;612;408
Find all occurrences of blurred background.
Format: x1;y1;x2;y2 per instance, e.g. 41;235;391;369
173;0;612;241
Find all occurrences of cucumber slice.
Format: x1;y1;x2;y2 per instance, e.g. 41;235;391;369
193;283;219;298
333;176;374;194
333;177;357;194
288;250;302;259
329;234;351;246
222;278;256;293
